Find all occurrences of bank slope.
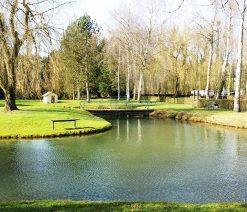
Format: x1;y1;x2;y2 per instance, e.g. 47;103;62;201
151;109;247;129
0;201;246;211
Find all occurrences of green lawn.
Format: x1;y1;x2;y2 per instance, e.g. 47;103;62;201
0;200;246;211
1;99;247;138
151;104;247;129
0;100;111;139
78;99;194;110
1;100;247;210
81;98;247;129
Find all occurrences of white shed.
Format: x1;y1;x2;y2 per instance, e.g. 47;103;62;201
42;92;58;104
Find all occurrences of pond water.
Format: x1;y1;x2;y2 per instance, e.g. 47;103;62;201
1;116;247;203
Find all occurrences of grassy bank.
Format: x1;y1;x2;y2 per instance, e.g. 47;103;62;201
1;99;247;138
0;200;246;211
0;100;111;139
151;105;247;129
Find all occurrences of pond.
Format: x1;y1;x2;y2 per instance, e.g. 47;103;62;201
0;116;247;203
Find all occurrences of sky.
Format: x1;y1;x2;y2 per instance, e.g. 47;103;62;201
55;0;123;32
54;0;203;34
43;0;215;53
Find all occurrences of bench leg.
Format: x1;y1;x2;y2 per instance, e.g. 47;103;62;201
53;122;54;130
74;121;76;129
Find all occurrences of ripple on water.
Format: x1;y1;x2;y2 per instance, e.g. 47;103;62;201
0;118;247;203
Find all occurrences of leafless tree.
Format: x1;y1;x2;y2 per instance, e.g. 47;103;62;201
0;0;70;111
234;0;247;112
216;3;233;99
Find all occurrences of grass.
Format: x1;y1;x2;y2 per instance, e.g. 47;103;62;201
78;99;189;110
0;100;111;139
77;99;247;129
151;103;247;129
1;100;247;210
1;99;247;137
1;99;247;138
0;200;246;211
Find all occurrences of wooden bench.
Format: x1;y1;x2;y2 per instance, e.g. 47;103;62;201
205;102;219;110
51;118;80;130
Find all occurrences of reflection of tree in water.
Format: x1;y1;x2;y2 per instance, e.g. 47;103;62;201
137;119;142;143
0;142;19;199
2;118;247;201
117;119;120;140
123;118;143;143
0;140;59;199
126;118;129;142
235;133;247;157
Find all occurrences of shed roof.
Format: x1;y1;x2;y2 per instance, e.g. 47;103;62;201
42;92;57;97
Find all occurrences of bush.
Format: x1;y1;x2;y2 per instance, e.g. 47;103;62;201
196;99;247;111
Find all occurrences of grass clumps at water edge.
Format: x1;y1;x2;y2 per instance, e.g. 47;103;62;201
151;106;247;129
0;100;111;139
0;200;246;211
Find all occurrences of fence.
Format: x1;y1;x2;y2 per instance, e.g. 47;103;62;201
195;99;247;111
157;95;247;111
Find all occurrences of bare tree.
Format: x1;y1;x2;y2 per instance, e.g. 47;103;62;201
117;45;121;100
234;0;247;112
0;0;69;111
136;9;155;102
134;2;160;102
204;6;218;100
113;6;135;102
216;3;233;99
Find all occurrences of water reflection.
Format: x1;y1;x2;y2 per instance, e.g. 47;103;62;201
126;119;129;142
137;119;142;143
0;117;247;203
117;119;120;140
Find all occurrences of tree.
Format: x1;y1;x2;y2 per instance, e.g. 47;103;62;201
234;0;247;112
136;5;158;102
196;3;219;100
113;6;136;102
117;46;121;100
0;0;68;111
216;4;232;99
60;14;100;102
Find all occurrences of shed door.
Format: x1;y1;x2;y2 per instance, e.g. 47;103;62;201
51;95;55;103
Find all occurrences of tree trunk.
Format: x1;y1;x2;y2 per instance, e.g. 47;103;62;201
175;76;180;97
227;58;232;97
137;71;143;102
77;88;80;100
217;59;229;99
205;42;213;100
86;82;90;103
4;86;18;111
234;1;246;112
117;46;121;101
132;84;136;101
126;50;130;102
3;62;18;111
72;87;75;100
217;7;232;100
245;79;247;96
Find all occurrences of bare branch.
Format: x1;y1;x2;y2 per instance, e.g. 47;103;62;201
163;0;185;13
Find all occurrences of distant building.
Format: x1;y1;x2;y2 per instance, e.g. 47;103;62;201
42;92;58;104
191;90;214;97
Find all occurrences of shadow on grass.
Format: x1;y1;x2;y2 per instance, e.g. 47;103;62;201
20;108;85;114
0;99;4;108
21;108;68;113
65;127;96;131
